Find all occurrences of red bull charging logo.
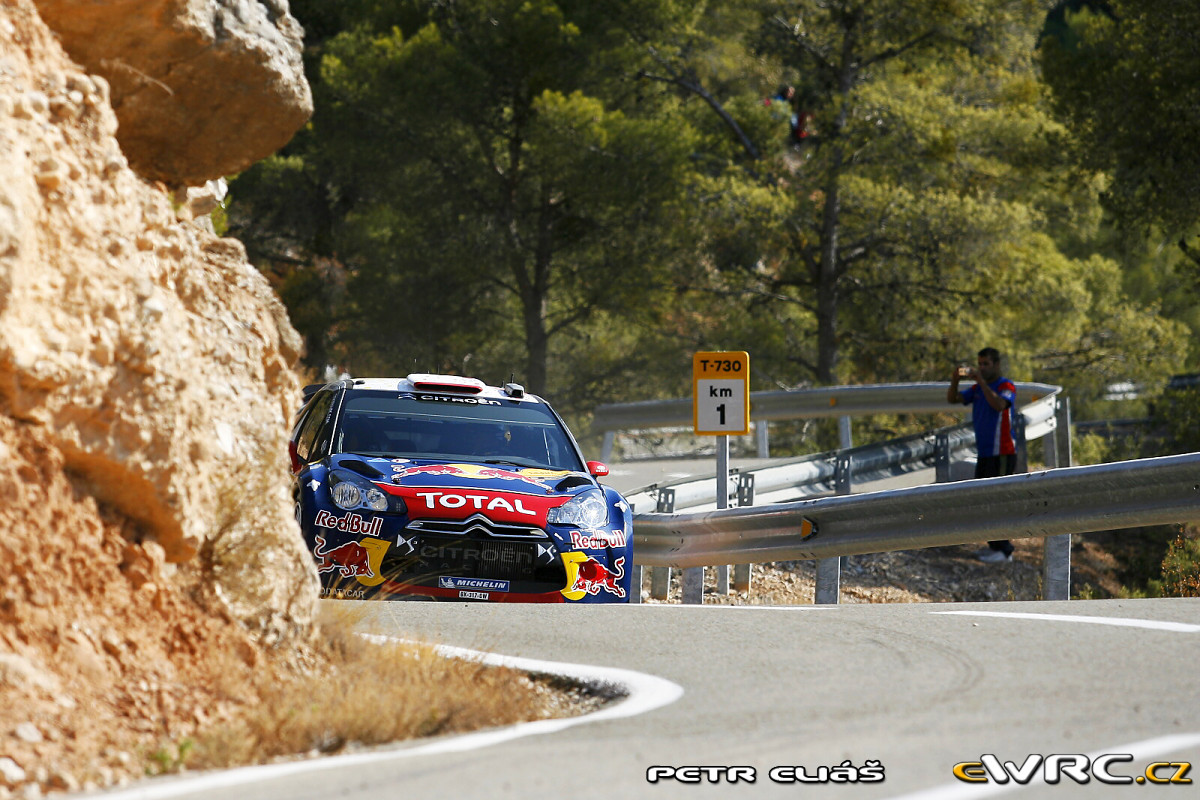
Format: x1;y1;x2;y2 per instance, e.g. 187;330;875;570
391;462;569;490
561;554;625;600
314;534;375;578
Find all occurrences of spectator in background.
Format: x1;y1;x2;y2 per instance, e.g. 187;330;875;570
792;106;812;144
765;84;799;139
948;347;1018;564
768;84;795;109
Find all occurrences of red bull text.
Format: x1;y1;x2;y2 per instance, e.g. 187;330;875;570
314;510;384;536
569;530;628;549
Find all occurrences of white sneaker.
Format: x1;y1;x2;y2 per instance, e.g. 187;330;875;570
977;548;1012;564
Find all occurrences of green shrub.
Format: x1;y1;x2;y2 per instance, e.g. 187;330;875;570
1153;386;1200;454
1158;534;1200;597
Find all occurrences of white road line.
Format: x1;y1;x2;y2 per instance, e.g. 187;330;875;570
95;638;683;800
932;610;1200;633
885;732;1200;800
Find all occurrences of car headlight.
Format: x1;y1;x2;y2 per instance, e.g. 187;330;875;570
546;488;609;529
328;469;397;513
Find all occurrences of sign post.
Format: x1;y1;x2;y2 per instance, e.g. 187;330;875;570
685;351;750;604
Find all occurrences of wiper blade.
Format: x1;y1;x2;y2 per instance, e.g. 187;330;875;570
483;458;546;469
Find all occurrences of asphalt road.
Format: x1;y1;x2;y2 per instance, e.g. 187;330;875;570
108;597;1200;800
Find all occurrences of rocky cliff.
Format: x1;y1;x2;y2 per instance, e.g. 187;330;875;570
0;0;318;792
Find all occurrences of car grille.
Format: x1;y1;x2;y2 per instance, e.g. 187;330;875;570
406;514;546;538
411;535;549;581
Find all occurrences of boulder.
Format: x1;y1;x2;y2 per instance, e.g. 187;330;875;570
31;0;312;185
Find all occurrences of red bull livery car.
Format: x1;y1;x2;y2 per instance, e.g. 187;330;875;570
289;374;632;603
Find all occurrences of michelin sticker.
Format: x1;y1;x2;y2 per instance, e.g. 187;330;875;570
438;576;511;592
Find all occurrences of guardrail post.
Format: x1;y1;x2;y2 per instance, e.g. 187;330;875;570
651;488;675;600
737;472;755;506
816;452;852;604
600;431;616;463
1044;416;1058;468
1056;397;1073;467
733;473;755;593
682;566;705;604
935;432;952;483
1043;397;1073;601
834;452;852;495
651;567;671;601
815;558;841;604
714;437;730;598
756;421;770;458
1014;411;1028;474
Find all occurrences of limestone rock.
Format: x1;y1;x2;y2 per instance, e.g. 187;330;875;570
14;724;42;745
31;0;312;185
0;758;26;788
0;1;320;788
0;0;317;616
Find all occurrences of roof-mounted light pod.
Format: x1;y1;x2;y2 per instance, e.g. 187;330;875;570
406;373;486;394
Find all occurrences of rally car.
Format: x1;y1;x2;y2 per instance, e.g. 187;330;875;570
289;374;632;603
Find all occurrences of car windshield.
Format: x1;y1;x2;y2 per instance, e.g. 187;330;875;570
335;392;585;471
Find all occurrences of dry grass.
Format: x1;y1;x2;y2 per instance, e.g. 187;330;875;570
176;605;612;772
142;445;616;776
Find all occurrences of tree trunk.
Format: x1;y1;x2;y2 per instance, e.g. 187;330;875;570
815;34;857;386
522;304;549;396
515;189;556;396
816;166;840;385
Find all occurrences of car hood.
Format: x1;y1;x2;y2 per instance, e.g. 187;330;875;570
328;454;598;496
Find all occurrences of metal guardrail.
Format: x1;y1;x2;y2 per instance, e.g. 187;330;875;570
624;425;972;513
623;383;1061;513
599;380;1092;604
632;452;1200;566
594;381;1062;461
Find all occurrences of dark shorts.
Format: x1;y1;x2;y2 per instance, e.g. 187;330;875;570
975;454;1016;480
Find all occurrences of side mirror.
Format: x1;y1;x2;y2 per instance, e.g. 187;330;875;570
288;440;303;474
587;460;609;478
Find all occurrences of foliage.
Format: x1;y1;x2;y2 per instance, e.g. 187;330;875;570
1156;533;1200;598
1039;0;1200;242
230;0;706;406
668;0;1188;400
146;738;194;776
1038;0;1200;367
1150;384;1200;455
226;0;1193;426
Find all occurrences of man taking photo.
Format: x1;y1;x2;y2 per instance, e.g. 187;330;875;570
948;347;1018;564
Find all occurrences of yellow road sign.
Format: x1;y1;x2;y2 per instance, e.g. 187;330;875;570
693;351;750;435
